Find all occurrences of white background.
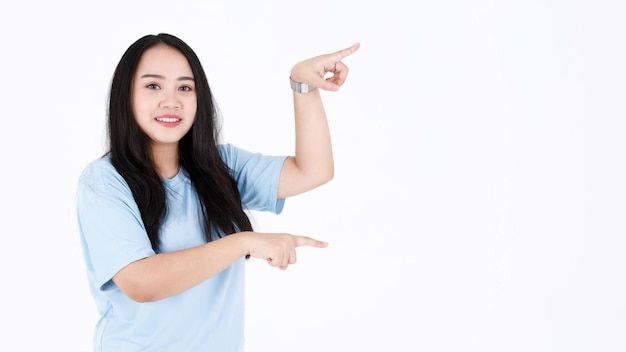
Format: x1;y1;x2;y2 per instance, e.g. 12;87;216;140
1;0;625;351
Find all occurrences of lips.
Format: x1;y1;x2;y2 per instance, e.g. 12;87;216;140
155;115;182;127
155;115;181;123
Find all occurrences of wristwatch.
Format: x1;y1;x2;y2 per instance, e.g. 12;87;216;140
289;77;317;94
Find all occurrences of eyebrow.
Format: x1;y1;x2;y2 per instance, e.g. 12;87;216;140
140;74;195;81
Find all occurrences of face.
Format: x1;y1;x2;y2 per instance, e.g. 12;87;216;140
132;44;197;149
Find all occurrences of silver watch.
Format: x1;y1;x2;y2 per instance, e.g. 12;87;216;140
289;77;317;94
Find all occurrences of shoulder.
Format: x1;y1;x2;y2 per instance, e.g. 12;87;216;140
79;155;115;180
217;143;247;158
217;143;255;166
78;155;129;194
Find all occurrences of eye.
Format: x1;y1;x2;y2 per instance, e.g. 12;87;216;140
147;83;160;90
179;85;193;92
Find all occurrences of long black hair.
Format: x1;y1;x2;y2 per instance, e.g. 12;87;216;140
106;33;252;252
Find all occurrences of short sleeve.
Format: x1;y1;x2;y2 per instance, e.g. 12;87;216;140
76;158;155;290
218;144;287;214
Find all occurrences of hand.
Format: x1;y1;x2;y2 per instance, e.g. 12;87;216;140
245;232;329;270
290;42;360;92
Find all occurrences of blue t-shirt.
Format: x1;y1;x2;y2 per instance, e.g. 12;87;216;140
76;144;287;352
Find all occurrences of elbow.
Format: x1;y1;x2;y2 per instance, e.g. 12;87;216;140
317;166;334;187
324;168;334;184
302;164;334;189
113;273;159;303
118;283;157;303
327;163;335;182
127;291;155;303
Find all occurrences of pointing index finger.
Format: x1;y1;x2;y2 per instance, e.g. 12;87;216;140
332;42;360;61
295;235;329;249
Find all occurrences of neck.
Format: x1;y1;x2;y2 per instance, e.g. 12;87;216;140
151;143;180;179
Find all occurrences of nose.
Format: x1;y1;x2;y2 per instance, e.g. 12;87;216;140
160;90;181;109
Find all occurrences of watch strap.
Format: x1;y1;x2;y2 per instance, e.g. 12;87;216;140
289;77;317;93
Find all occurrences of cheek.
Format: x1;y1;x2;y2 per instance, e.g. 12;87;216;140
132;96;154;120
186;98;198;119
130;93;142;118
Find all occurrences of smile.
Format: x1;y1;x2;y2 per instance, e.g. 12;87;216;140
155;117;181;122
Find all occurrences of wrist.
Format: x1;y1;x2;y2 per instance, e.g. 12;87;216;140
232;231;252;259
289;76;316;94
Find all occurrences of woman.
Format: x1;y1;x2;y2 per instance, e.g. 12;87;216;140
76;33;359;351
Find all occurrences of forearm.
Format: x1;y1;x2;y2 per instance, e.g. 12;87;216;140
113;232;249;302
279;89;334;197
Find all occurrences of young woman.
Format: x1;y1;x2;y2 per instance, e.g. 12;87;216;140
76;33;359;351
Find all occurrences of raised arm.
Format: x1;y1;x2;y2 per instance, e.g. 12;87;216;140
278;42;360;198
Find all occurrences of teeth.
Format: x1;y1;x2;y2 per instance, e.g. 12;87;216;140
156;117;180;122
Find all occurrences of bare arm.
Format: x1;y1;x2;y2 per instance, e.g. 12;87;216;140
278;42;360;198
113;231;328;302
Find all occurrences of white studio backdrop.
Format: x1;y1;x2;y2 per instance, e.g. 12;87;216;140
0;1;624;351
